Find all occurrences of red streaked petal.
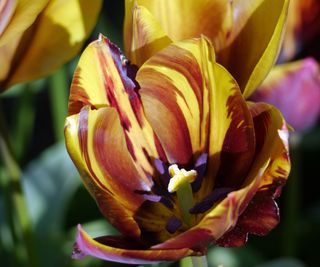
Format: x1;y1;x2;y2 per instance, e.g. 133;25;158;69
65;106;151;206
72;225;198;264
138;37;213;164
248;102;290;189
124;4;172;66
198;62;255;202
216;187;280;247
207;64;255;190
154;102;290;249
69;35;161;181
65;106;153;238
216;103;290;246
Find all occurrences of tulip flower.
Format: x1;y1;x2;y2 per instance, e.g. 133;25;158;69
0;0;102;91
124;0;289;98
251;58;320;132
64;34;290;264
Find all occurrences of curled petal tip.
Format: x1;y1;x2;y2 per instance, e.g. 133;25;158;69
72;224;88;260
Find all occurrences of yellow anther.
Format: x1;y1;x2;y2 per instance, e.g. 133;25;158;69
168;164;197;193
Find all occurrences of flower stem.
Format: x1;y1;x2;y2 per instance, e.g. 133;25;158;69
191;255;209;267
282;133;301;256
0;100;39;267
180;255;209;267
49;66;68;141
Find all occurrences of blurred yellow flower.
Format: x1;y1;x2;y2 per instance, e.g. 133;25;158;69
0;0;102;91
124;0;289;98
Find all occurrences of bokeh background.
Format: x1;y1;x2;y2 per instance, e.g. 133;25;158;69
1;1;320;267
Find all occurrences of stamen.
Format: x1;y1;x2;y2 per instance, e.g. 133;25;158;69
168;164;197;193
168;164;197;226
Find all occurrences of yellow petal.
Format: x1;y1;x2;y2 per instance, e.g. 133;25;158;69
68;35;160;179
138;37;213;164
0;0;49;45
2;0;102;88
124;4;172;66
65;107;145;238
0;35;20;81
0;0;18;36
219;0;289;98
124;0;233;52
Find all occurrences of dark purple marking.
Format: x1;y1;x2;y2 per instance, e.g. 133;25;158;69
124;133;136;161
154;158;171;187
134;190;173;209
166;216;183;234
191;153;208;192
154;158;166;175
159;197;174;209
190;187;234;214
104;37;145;128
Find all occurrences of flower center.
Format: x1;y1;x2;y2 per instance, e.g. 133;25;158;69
168;164;197;226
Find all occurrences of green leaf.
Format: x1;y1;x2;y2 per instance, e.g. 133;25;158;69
22;142;80;267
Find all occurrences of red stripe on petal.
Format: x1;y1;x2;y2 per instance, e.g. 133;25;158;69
68;68;93;115
78;106;109;192
139;68;194;164
215;89;255;189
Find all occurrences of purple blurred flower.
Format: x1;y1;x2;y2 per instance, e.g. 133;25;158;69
251;58;320;132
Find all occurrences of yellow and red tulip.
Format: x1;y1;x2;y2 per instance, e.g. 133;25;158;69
64;34;290;264
251;58;320;132
0;0;102;90
124;0;289;98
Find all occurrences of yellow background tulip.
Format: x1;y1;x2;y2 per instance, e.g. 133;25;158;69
0;0;102;91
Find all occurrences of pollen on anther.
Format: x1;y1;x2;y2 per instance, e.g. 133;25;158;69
167;164;197;193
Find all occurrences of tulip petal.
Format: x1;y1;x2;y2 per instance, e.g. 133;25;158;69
216;189;280;247
247;102;290;189
0;0;49;45
204;63;255;194
251;58;320;132
0;0;17;37
65;106;152;238
124;0;233;53
216;102;290;246
0;35;20;81
138;37;213;164
2;0;102;88
68;35;161;179
154;102;289;250
124;4;172;66
72;225;197;264
219;0;289;98
138;37;255;202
